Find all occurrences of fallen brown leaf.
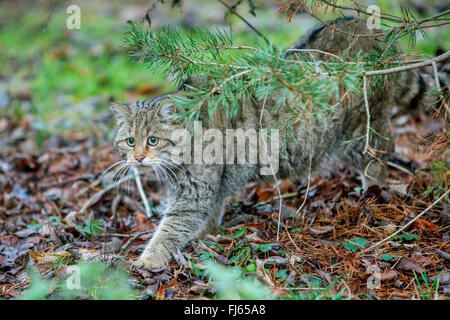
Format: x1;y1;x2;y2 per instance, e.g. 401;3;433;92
373;271;398;282
413;218;439;233
397;255;428;273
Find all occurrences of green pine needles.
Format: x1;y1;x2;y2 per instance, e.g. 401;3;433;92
124;22;395;130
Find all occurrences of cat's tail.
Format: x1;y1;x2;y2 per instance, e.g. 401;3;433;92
390;64;449;117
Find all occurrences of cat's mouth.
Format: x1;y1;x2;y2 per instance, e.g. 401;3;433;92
130;159;159;167
127;158;180;186
102;157;179;189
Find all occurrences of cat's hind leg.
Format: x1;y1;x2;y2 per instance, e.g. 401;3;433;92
340;103;394;190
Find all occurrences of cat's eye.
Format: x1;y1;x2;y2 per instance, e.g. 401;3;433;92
147;136;159;146
126;137;135;147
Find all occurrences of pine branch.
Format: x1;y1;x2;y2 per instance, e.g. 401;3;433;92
279;0;450;47
125;22;372;128
365;50;450;76
125;23;447;137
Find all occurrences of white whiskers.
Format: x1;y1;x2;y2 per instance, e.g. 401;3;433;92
101;157;182;194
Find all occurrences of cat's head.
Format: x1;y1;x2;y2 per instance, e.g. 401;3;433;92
110;95;181;169
109;76;210;182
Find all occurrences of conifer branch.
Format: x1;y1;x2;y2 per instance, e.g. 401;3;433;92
365;50;450;76
318;0;403;22
125;23;447;140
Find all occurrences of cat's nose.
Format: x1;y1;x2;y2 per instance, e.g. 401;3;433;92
135;155;145;162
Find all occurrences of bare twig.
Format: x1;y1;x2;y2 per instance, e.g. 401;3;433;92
362;189;450;253
365;50;450;76
258;86;283;241
362;75;371;155
134;167;152;218
223;45;259;50
319;0;450;27
285;224;303;252
319;0;403;22
415;9;450;25
386;161;415;176
360;50;449;157
285;48;344;61
79;175;133;214
419;21;450;29
213;69;254;93
217;0;271;46
295;137;312;219
431;61;441;91
121;231;153;251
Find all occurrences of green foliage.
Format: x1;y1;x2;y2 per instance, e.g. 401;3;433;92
202;255;352;300
125;22;373;130
18;271;53;300
380;254;396;261
392;233;419;241
198;251;216;260
297;0;448;55
412;270;443;300
259;244;272;253
78;218;104;238
125;23;233;82
286;276;349;300
343;237;367;251
187;257;204;277
382;5;427;53
0;10;166;130
232;227;247;238
18;262;135;300
124;17;444;137
2;0;447;135
204;260;275;299
227;239;253;265
276;269;288;280
201;239;224;251
419;160;450;201
244;262;257;273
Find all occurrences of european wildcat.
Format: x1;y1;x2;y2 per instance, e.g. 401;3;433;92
110;18;446;268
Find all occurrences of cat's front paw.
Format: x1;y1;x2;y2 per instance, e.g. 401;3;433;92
133;252;168;269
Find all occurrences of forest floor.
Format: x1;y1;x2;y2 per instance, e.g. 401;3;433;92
0;108;449;300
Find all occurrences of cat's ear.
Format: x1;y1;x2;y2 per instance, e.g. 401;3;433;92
157;102;175;121
110;103;130;122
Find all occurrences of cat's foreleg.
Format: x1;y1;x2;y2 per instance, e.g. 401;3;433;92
134;166;223;269
134;209;209;268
